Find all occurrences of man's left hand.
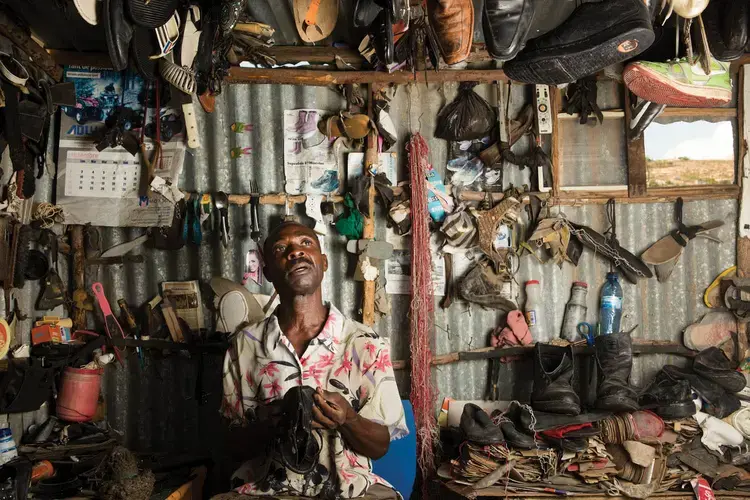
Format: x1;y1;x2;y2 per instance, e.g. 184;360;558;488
312;387;357;430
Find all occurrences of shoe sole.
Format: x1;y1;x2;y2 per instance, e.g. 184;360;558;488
532;400;581;416
504;20;653;84
623;64;732;107
596;396;639;413
655;401;697;419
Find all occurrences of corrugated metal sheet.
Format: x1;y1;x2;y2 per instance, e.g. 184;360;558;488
0;83;738;482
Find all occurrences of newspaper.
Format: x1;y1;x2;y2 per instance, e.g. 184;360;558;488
385;248;446;296
346;152;398;186
283;109;340;195
56;66;185;227
161;281;204;331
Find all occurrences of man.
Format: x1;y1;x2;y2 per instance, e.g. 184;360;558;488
218;221;408;499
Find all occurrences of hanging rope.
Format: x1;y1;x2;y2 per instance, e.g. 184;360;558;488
407;133;437;491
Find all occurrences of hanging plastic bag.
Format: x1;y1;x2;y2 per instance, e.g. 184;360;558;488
435;82;496;141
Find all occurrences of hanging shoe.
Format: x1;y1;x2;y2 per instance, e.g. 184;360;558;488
702;0;745;62
460;404;505;445
427;0;474;65
459;260;518;311
594;332;639;412
623;57;733;107
531;344;581;416
103;0;134;71
693;347;746;393
504;0;653;84
639;369;696;419
482;0;536;61
721;0;748;52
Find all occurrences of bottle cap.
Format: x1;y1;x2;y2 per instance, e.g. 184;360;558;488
525;280;540;286
572;281;588;288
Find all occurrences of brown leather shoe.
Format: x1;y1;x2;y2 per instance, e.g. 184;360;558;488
427;0;474;65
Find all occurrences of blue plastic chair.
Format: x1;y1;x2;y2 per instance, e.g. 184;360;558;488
373;400;417;500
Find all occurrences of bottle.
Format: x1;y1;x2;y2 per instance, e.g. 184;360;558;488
0;427;17;465
561;281;588;341
599;272;623;335
524;280;544;336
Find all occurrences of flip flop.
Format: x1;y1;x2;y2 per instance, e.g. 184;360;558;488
293;0;338;43
705;266;737;308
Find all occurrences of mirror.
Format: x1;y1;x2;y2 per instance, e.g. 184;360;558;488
644;120;735;187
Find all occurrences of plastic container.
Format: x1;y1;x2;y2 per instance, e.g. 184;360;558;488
561;281;588;341
0;427;17;465
599;272;623;335
56;367;103;422
524;280;544;335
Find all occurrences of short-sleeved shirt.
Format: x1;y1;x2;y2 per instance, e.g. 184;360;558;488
221;304;408;498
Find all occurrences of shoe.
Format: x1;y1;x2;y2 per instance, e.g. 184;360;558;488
459;260;518;311
695;410;744;453
531;344;581;415
722;0;749;52
287;111;308;133
663;365;740;419
623;57;732;107
354;0;382;27
482;0;536;61
103;0;133;71
693;347;746;393
494;402;537;449
504;0;653;84
279;386;321;474
702;0;745;62
288;141;302;155
594;332;639;412
639;369;696;419
427;0;474;65
371;8;394;66
310;170;340;193
460;404;505;445
298;111;319;136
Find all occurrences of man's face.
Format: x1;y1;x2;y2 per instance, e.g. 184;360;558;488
263;224;328;297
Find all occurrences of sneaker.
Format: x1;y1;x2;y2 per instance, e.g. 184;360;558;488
623;57;732;107
310;170;340;193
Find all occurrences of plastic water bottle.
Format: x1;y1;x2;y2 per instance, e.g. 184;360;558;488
561;281;588;341
524;280;544;336
599;272;623;335
0;427;17;465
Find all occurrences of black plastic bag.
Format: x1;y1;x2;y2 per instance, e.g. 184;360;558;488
436;82;496;141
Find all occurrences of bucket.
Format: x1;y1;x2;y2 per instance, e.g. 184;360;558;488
56;367;102;422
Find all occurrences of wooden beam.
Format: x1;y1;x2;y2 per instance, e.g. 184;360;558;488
738;65;750;366
391;338;696;370
624;88;648;197
0;10;62;81
226;67;509;86
556;184;739;205
361;85;378;326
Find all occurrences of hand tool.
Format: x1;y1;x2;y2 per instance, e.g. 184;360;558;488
118;299;144;367
91;282;125;366
215;191;230;248
250;181;261;244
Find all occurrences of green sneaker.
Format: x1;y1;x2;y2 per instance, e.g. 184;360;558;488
623;57;732;107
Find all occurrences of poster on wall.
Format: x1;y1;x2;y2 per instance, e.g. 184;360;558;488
385;248;446;296
56;66;186;227
283;109;340;195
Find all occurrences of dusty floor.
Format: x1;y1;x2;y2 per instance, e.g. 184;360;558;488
647;159;735;187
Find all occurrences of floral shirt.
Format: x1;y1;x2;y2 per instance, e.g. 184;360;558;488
221;304;408;498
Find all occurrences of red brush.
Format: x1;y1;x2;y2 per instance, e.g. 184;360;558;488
91;282;125;367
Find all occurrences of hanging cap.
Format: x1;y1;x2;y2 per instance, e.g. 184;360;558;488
525;280;540;286
573;281;588;288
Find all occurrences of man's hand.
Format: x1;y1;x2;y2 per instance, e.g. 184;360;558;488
312;387;357;430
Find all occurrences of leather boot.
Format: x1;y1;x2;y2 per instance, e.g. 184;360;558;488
460;403;505;444
504;0;654;84
639;368;696;419
702;0;745;61
663;365;740;419
531;344;581;415
482;0;536;61
693;347;746;393
427;0;474;65
103;0;133;71
723;0;749;53
594;332;639;412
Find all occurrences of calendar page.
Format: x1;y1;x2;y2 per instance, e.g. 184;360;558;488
65;150;141;198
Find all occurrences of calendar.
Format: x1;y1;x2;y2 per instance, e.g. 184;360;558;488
65;150;142;198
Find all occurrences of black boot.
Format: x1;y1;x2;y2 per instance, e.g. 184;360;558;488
594;332;639;412
504;0;654;84
460;403;505;445
662;365;740;419
482;0;536;61
493;402;537;449
693;347;747;393
701;0;746;62
531;344;580;415
639;368;696;419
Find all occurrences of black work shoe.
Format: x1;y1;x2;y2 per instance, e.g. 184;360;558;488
531;344;581;415
701;0;746;61
504;0;654;84
639;369;696;419
595;332;639;412
279;386;321;474
482;0;536;61
663;365;740;419
460;404;505;445
494;402;537;449
693;347;747;393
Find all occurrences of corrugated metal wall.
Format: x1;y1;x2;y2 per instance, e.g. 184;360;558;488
0;83;738;486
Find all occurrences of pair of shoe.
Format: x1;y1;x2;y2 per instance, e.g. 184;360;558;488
641;347;745;419
459;402;539;449
532;332;639;416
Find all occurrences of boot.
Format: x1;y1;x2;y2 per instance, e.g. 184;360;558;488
722;0;749;53
702;0;745;62
504;0;654;84
531;344;581;415
460;403;505;444
639;368;696;419
693;347;747;393
427;0;474;65
482;0;536;61
663;365;740;419
594;332;639;412
493;402;537;449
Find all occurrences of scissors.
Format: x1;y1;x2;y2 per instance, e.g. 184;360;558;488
577;322;597;345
